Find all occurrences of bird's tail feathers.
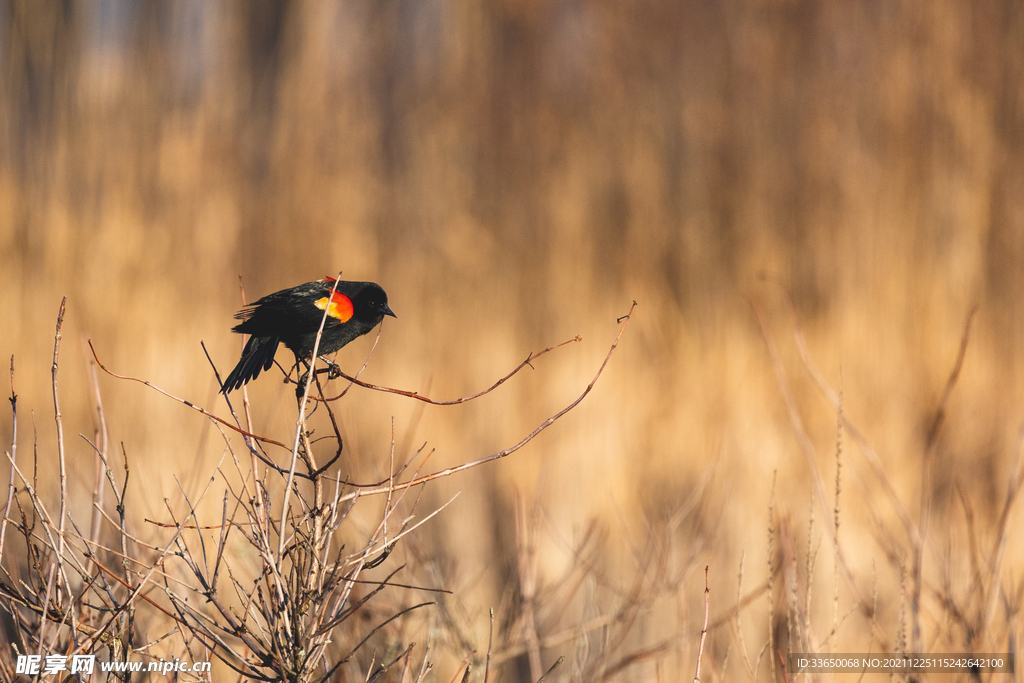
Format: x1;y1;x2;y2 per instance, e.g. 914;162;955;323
221;336;279;393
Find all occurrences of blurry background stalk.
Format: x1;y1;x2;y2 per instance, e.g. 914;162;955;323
1;0;1023;679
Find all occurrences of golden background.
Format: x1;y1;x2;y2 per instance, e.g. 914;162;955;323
1;1;1022;680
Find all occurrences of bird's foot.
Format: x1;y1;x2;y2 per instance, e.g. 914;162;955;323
319;356;342;380
295;369;310;399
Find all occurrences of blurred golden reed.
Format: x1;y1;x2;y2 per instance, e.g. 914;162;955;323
1;1;1023;680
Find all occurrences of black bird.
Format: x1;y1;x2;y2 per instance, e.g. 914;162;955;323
222;278;395;393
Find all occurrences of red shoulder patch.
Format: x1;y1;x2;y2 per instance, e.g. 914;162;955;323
315;291;353;323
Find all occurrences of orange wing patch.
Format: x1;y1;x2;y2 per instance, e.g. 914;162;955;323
315;292;354;322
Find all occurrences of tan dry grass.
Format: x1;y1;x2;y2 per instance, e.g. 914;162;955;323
2;1;1023;680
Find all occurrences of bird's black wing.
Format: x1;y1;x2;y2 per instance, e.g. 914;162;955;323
232;281;343;336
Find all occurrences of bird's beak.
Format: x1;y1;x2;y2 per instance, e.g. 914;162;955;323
382;304;397;318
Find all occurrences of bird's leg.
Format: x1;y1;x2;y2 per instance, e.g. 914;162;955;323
318;355;342;380
295;357;313;399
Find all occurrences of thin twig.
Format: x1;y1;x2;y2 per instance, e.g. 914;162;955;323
731;551;758;683
446;652;474;683
911;306;976;653
752;302;870;615
364;642;417;683
42;298;73;650
84;339;109;575
1;357;17;568
776;649;789;683
693;566;710;683
334;302;637;500
777;284;919;544
338;602;435;666
333;319;384;401
980;425;1024;635
485;607;494;683
535;656;564;683
88;340;289;449
320;336;583;404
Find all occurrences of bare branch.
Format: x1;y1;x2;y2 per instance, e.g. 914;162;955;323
319;336;583;405
335;302;637;498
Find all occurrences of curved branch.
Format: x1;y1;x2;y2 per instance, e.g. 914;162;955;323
317;336;583;404
338;302;636;496
87;341;290;450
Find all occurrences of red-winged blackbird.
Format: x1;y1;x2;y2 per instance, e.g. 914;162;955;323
221;278;395;393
